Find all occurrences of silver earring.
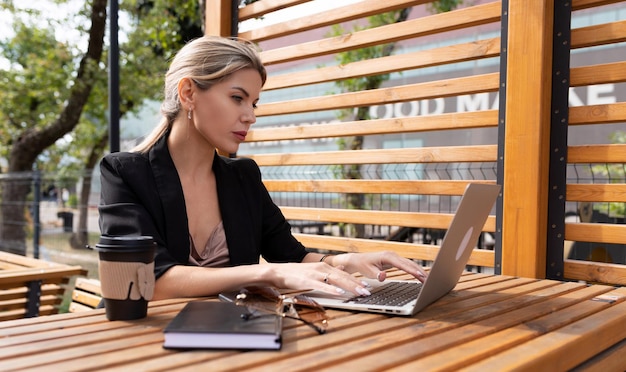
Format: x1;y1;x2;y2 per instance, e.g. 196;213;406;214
187;109;192;120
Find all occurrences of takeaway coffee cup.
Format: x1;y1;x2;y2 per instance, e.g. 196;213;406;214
94;235;156;321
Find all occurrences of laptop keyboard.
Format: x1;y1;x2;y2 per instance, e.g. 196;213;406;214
346;281;423;306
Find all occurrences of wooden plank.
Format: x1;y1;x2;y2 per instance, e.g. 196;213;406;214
566;183;626;202
264;38;501;89
239;0;430;42
255;73;500;116
573;338;626;371
500;0;553;278
205;0;232;37
0;294;60;311
572;0;626;11
0;329;166;370
0;261;27;270
280;207;497;232
259;2;501;65
246;110;499;142
0;251;68;269
238;0;310;22
570;62;626;87
0;266;87;287
565;222;626;244
564;259;626;285
74;277;102;296
68;302;93;313
569;102;626;125
462;299;626;371
264;179;495;195
0;301;188;341
571;20;626;49
245;145;498;166
0;284;63;301
568;144;626;163
293;234;495;267
71;290;102;310
399;285;621;370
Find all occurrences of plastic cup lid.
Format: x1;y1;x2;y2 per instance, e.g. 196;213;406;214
95;235;156;252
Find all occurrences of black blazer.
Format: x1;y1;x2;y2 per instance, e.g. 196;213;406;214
98;133;308;279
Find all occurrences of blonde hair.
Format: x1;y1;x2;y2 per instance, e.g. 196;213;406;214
133;36;267;153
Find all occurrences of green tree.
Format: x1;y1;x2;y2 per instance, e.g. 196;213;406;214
0;0;204;254
0;0;107;255
51;0;204;249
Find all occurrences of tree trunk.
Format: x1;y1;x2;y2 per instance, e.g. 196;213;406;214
0;174;32;255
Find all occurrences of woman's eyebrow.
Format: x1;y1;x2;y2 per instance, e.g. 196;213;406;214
232;86;249;97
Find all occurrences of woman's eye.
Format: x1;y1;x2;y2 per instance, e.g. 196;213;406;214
232;95;243;102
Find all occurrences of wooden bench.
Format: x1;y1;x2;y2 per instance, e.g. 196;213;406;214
69;277;102;313
0;251;86;321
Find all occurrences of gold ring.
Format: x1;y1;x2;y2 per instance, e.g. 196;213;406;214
323;273;330;284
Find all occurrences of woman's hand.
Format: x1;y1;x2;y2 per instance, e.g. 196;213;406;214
265;262;373;297
330;251;428;283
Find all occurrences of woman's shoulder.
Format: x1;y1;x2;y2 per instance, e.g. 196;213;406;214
101;151;151;173
218;155;262;178
219;155;258;169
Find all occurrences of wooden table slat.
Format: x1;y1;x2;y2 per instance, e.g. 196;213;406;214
392;285;623;371
462;287;626;371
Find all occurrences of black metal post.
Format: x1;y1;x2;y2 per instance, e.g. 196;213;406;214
26;280;42;318
109;0;120;153
32;170;41;259
494;0;510;275
546;0;572;280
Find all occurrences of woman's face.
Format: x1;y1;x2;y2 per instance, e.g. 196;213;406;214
191;68;262;154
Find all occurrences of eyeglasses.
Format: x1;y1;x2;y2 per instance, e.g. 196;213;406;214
235;286;329;334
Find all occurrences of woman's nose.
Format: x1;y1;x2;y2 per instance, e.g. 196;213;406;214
243;107;256;125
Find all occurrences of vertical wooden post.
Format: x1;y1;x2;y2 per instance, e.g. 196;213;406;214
205;0;238;158
501;0;554;278
205;0;233;37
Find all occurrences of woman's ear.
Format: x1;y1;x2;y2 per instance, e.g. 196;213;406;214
177;78;194;108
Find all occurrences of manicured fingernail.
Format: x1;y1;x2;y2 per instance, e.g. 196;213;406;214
361;280;370;287
356;287;371;296
335;287;346;294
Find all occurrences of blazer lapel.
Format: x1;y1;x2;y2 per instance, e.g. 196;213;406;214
149;134;190;262
213;156;257;265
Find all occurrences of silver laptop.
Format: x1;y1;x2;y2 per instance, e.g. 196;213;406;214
308;183;501;316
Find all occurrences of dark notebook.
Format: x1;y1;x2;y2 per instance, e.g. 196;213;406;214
163;301;282;350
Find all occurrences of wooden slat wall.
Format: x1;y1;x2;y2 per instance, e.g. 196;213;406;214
233;0;501;268
206;0;626;282
563;0;626;284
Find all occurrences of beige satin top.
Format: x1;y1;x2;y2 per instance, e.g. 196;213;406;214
188;221;230;267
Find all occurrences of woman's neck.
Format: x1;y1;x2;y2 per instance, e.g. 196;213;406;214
167;118;215;177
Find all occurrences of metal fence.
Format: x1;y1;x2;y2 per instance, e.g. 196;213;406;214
0;170;101;276
1;161;623;265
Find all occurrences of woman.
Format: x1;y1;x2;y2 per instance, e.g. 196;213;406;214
99;36;426;300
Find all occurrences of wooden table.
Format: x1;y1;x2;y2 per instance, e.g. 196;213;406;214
1;271;626;371
0;251;86;321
